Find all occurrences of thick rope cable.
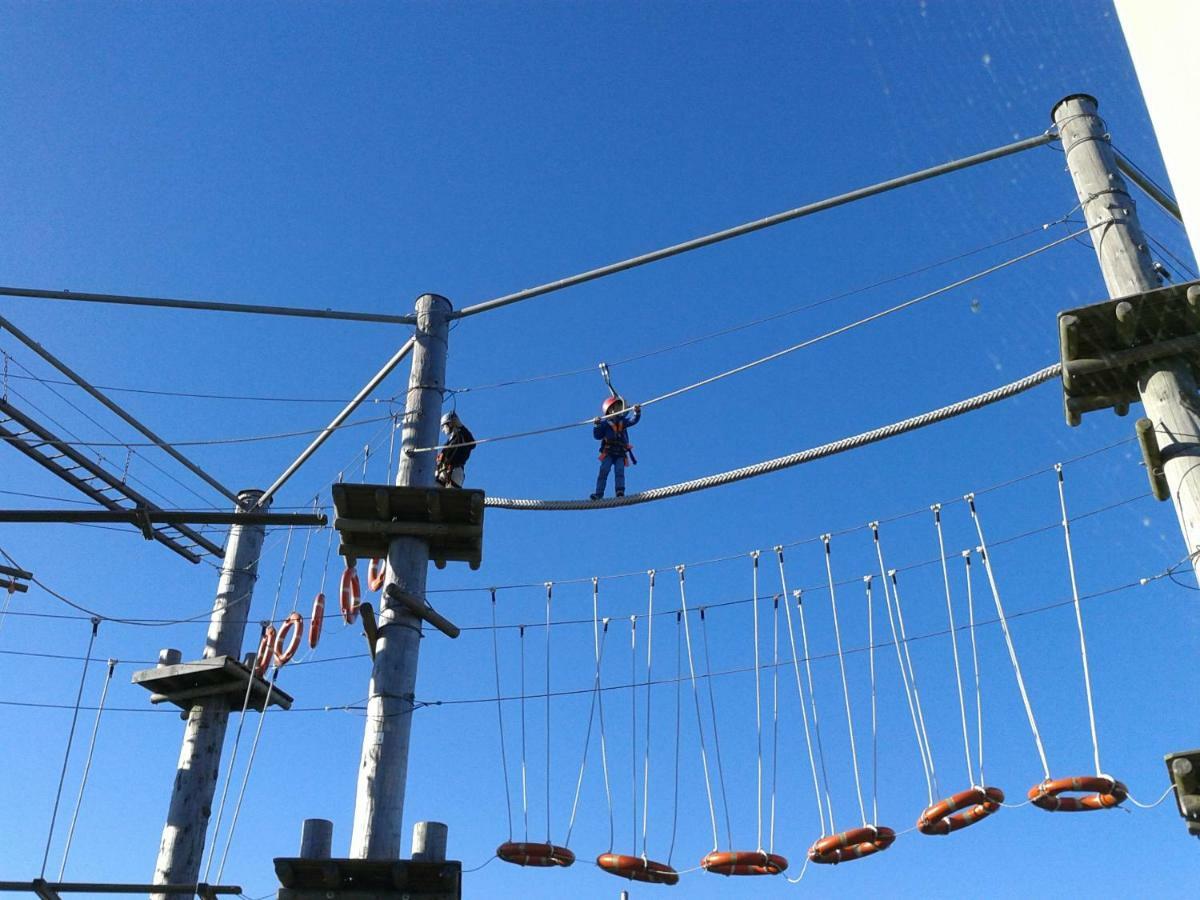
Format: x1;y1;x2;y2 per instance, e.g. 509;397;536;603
967;494;1051;779
544;582;553;842
677;566;720;851
865;576;878;826
40;617;98;879
486;364;1062;509
1055;464;1103;776
873;525;934;803
490;591;514;839
770;593;780;853
699;607;734;849
933;505;975;787
962;551;987;785
641;571;654;860
889;569;939;799
1128;784;1177;809
667;609;682;865
56;654;113;879
519;624;528;841
751;551;764;851
565;602;609;846
822;535;868;827
777;547;831;835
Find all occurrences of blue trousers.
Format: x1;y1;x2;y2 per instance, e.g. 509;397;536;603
595;455;626;496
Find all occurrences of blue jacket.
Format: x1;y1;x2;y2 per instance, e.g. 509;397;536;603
593;408;640;458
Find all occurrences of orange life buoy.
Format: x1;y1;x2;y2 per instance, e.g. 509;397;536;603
274;611;303;667
701;850;788;876
367;558;387;592
1028;775;1127;812
808;825;895;865
918;786;1004;835
254;625;276;677
596;853;679;884
496;841;575;868
340;566;361;624
309;591;325;649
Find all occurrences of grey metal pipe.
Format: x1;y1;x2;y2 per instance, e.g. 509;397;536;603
1115;153;1184;222
456;131;1057;319
0;509;325;526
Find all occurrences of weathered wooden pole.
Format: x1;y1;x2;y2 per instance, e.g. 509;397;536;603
1054;94;1200;581
151;489;269;894
349;294;451;858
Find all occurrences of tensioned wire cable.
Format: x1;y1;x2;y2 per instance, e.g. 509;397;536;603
490;591;515;840
890;567;939;799
933;504;976;788
640;571;655;860
676;566;720;851
564;592;608;847
962;550;986;786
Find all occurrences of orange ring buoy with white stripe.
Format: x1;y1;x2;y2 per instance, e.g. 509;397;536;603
1028;775;1127;812
918;785;1004;835
701;850;788;876
367;558;387;592
596;853;679;884
340;566;361;624
808;825;895;865
496;841;575;868
254;625;276;677
274;611;303;667
309;592;325;649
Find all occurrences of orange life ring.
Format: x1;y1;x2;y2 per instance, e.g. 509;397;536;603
1028;775;1127;812
596;853;679;884
701;850;788;876
254;625;276;677
808;825;895;865
340;566;361;624
274;611;303;667
496;841;575;868
918;786;1004;835
309;592;325;649
367;558;387;592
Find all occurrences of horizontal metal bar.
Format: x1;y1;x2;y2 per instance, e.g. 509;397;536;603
456;130;1057;319
0;883;241;896
0;563;33;580
0;286;416;325
0;509;326;526
1115;154;1184;222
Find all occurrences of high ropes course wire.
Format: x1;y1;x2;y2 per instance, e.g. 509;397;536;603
486;363;1062;509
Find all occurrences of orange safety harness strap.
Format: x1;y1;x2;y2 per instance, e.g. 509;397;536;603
1028;775;1127;812
596;853;680;885
496;841;575;868
701;850;788;877
918;786;1004;835
808;825;895;865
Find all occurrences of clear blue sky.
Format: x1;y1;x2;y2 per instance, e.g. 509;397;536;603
1;2;1196;897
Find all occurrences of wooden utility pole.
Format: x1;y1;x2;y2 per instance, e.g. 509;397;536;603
1053;94;1200;580
350;294;452;858
151;490;269;894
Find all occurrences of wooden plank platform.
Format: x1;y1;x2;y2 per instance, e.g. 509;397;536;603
332;483;484;571
1059;280;1200;424
273;858;460;900
131;655;292;712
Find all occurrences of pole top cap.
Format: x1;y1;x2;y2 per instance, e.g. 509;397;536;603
1051;93;1099;124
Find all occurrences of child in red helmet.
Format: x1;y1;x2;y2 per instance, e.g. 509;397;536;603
590;396;641;500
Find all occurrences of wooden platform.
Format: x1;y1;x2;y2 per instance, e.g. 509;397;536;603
1059;280;1200;424
273;858;460;900
332;483;484;571
131;655;292;712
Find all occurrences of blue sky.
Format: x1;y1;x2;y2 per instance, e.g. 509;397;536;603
1;2;1197;897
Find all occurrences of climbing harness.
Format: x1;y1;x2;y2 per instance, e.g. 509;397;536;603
274;611;303;667
340;565;361;624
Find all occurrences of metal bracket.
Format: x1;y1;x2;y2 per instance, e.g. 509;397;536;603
385;584;460;638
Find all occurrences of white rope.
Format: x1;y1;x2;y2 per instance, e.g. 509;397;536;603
1128;784;1176;809
699;606;734;848
864;576;878;826
677;566;720;850
667;609;683;865
641;571;655;859
822;535;867;827
629;614;638;851
962;550;987;785
933;504;975;787
594;580;615;851
872;526;933;804
57;657;116;879
889;569;938;799
519;624;529;841
770;592;780;853
544;582;553;842
487;365;1062;509
1056;464;1103;776
751;551;764;851
967;494;1051;779
490;591;514;840
565;598;609;846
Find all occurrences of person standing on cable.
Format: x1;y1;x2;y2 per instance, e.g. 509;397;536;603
436;411;474;488
590;396;640;499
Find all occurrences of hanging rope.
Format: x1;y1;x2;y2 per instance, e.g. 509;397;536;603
865;577;878;826
667;609;682;866
699;606;734;849
594;579;615;852
962;550;987;786
491;591;514;840
629;614;638;852
967;494;1051;779
1055;464;1103;776
933;504;976;787
519;624;529;842
677;566;720;851
544;582;553;843
822;535;868;827
641;571;655;860
751;551;764;852
564;593;609;846
56;655;115;879
769;593;780;853
889;569;938;798
40;616;99;879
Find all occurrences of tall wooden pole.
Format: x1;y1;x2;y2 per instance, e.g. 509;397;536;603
1054;94;1200;581
152;490;269;893
350;294;451;859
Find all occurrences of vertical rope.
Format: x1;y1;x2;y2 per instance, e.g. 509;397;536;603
544;582;553;842
769;593;779;853
0;580;15;638
630;614;638;852
864;576;878;825
775;548;828;835
933;504;975;787
565;598;609;846
677;565;719;851
41;617;99;878
822;534;867;827
1055;464;1103;776
595;583;615;853
889;569;938;798
490;591;514;839
641;571;655;860
519;624;529;842
699;606;734;849
57;655;115;879
751;550;764;851
967;494;1051;779
963;550;986;785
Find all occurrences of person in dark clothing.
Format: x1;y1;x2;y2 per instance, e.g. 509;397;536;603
590;396;640;499
436;411;474;488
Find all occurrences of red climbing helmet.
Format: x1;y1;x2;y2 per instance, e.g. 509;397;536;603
601;395;624;416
